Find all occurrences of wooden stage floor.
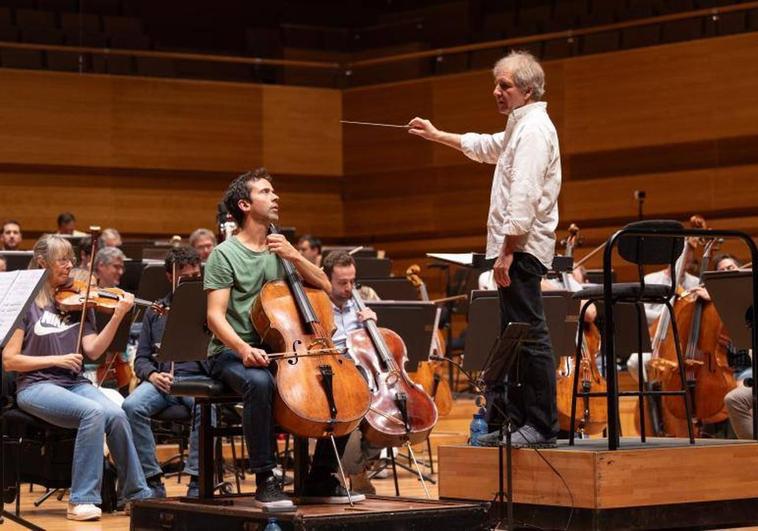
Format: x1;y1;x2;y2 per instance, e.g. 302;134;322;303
439;437;758;530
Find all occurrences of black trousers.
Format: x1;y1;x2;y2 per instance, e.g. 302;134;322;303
495;252;559;438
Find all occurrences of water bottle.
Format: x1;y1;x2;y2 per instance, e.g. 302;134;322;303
263;517;282;531
469;407;489;446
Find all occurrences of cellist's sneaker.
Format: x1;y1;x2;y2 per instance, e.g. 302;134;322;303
254;475;295;510
303;474;366;504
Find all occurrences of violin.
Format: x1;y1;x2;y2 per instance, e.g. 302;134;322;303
251;225;370;438
55;279;166;315
347;287;438;447
405;265;454;416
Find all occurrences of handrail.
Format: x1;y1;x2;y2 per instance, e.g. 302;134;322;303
600;226;758;451
0;1;753;75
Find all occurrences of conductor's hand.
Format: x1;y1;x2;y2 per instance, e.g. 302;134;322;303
240;346;270;368
494;253;514;288
266;234;299;262
57;353;83;372
149;371;174;394
357;308;377;323
407;117;440;141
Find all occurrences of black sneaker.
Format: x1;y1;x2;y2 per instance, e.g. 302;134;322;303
303;474;366;504
254;475;294;510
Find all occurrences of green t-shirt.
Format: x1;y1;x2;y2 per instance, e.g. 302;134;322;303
203;237;284;356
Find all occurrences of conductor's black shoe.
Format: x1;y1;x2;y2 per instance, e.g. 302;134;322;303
254;475;294;509
303;474;366;504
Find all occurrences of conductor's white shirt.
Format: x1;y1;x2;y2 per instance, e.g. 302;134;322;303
460;101;561;269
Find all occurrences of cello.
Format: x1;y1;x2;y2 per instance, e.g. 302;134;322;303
405;265;454;416
347;287;438;448
554;224;607;435
251;225;370;439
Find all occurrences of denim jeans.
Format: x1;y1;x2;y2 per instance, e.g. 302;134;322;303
16;382;153;505
496;252;559;438
122;378;208;479
210;349;277;473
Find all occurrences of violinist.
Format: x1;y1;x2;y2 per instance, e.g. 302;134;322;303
323;251;383;495
409;50;561;448
1;219;22;251
205;169;363;509
2;235;154;521
94;246;126;288
122;246;206;499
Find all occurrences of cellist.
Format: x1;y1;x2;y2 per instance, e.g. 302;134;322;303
322;250;384;495
204;169;365;509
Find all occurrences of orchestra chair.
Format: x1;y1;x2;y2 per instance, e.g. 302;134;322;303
568;219;695;446
150;403;192;483
1;372;117;516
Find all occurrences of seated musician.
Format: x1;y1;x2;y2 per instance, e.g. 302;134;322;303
204;169;364;509
296;234;322;267
322;251;384;495
1;219;22;251
189;227;217;261
94;246;126;288
99;227;123;248
122;246;206;499
715;253;741;272
2;235;154;521
56;211;86;236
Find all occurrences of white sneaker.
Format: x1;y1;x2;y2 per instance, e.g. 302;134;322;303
67;503;102;521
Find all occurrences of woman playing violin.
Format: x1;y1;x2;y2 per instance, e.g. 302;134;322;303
2;235;154;521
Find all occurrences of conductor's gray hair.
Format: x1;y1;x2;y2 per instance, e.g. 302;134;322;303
493;50;545;101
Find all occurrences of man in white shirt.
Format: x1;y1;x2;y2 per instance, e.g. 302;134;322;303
409;50;561;447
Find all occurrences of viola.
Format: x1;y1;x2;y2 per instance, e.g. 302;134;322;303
347;288;438;447
251;225;370;438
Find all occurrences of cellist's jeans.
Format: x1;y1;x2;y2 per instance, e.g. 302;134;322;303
210;349;277;473
16;382;153;505
496;252;559;439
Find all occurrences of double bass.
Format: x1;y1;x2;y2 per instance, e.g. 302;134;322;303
347;288;438;447
554;224;607;435
251;225;370;438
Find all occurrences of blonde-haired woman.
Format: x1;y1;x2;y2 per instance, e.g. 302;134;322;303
3;235;153;521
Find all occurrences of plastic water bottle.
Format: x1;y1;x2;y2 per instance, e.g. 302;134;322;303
469;407;489;446
263;517;282;531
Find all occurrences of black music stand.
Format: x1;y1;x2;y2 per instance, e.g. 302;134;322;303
120;260;146;294
153;282;210;364
360;278;418;300
0;252;33;273
704;270;754;351
1;269;47;531
365;301;437;366
137;264;172;305
354;257;392;279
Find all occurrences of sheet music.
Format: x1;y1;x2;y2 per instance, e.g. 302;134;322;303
425;252;474;266
0;269;47;347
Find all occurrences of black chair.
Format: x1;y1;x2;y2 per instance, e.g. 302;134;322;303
568;220;695;445
1;372;117;516
151;403;192;483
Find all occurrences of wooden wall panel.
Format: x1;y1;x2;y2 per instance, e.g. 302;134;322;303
262;85;342;176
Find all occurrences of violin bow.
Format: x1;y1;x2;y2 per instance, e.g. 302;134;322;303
75;226;101;359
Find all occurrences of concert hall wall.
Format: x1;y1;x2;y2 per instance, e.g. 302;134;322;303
1;32;757;284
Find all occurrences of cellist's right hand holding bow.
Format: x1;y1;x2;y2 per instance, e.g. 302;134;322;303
240;346;270;368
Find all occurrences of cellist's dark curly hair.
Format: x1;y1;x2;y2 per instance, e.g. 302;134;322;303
223;168;273;226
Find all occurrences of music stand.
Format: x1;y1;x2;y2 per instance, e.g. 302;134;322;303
154;281;210;364
591;300;651;364
360;278;418;301
1;270;47;530
137;264;171;305
704;270;754;351
354;257;392;279
365;301;437;367
120;260;146;294
0;252;33;273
